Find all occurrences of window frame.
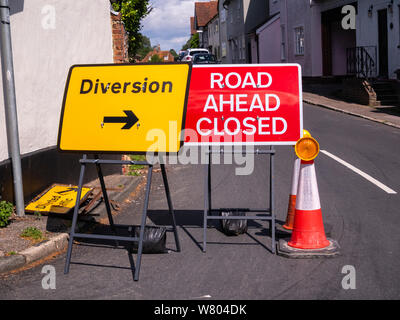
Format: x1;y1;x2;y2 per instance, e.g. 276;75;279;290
281;24;286;61
294;25;305;56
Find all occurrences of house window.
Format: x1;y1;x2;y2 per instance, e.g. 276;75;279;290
230;40;235;61
220;8;226;22
222;42;226;57
294;26;305;55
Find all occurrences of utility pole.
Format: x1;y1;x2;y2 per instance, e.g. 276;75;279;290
0;0;24;216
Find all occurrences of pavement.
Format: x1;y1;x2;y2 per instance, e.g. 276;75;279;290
0;89;399;278
0;174;144;275
303;91;400;129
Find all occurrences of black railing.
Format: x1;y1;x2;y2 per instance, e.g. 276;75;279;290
347;46;377;79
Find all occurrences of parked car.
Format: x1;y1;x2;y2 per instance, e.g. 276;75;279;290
192;53;218;64
177;50;187;61
181;48;209;62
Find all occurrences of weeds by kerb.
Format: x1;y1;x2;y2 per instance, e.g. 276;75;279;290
0;201;13;228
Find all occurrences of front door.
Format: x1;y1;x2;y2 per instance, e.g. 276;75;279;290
321;3;357;76
378;9;389;78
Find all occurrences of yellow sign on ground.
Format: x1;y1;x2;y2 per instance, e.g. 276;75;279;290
57;63;191;153
25;184;92;214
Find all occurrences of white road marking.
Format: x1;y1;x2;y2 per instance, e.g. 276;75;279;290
320;150;397;194
190;295;212;299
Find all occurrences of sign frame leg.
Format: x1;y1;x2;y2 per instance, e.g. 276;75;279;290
133;164;152;281
269;146;276;254
94;155;116;231
64;154;87;274
160;163;181;252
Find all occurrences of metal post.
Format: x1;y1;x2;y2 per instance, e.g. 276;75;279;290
94;155;116;230
160;164;181;252
134;164;153;281
64;154;87;274
202;152;210;253
0;0;24;216
208;150;212;213
270;146;276;254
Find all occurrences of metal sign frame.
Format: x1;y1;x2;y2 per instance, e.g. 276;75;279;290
202;147;276;254
64;155;181;281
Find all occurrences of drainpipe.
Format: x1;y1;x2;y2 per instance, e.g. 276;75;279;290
285;0;289;62
256;33;260;63
0;0;25;216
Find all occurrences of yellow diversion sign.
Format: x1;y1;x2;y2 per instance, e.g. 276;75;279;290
57;63;192;153
25;184;92;214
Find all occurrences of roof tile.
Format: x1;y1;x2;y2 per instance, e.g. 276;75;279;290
195;1;218;27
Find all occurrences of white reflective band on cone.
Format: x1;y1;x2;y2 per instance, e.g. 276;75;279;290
295;161;321;211
290;158;301;196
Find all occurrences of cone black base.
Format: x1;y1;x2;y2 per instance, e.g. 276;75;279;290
277;238;340;259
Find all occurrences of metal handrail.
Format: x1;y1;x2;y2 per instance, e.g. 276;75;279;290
347;46;377;79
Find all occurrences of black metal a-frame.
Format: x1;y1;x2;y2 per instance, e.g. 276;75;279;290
202;146;276;253
63;154;180;281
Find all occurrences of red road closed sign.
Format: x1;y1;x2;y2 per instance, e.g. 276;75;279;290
184;64;303;146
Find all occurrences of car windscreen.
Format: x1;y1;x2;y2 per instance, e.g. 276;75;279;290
194;54;216;62
190;50;208;56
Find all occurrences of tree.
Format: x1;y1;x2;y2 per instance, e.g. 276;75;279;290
181;33;199;51
149;54;162;63
190;33;199;48
110;0;152;61
182;38;191;51
137;34;152;60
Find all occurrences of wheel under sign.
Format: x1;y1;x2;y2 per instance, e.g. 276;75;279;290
184;64;303;146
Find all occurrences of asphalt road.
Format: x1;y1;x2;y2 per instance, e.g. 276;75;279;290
1;103;399;300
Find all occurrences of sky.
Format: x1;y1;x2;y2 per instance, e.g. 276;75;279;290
141;0;209;53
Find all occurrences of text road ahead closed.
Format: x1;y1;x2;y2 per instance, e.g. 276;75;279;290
184;64;303;146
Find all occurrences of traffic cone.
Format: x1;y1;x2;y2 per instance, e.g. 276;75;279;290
283;157;301;230
288;160;330;249
283;130;311;230
277;159;339;258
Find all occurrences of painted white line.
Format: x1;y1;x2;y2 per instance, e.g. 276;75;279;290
190;295;212;299
320;150;397;194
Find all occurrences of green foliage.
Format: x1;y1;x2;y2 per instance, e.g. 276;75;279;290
127;155;146;176
0;201;13;228
182;33;200;51
169;49;178;58
20;227;43;241
182;38;191;51
136;34;152;60
149;54;163;63
111;0;152;60
190;33;200;48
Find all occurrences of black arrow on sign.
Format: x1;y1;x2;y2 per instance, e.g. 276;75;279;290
103;110;139;130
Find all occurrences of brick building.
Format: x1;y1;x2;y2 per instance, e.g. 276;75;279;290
141;45;175;62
